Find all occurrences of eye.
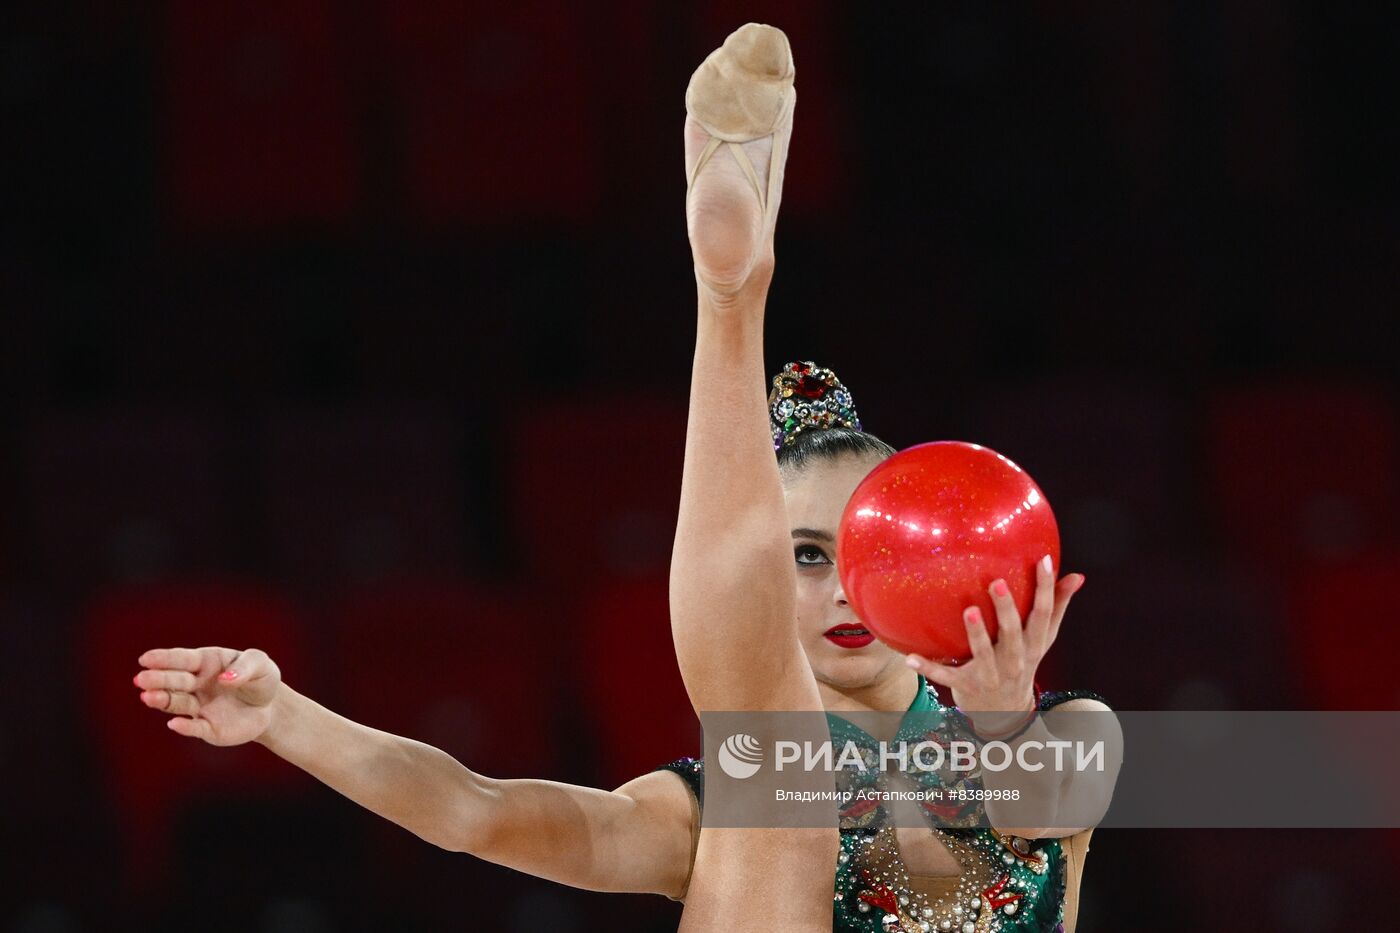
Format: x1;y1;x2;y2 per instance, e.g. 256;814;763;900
794;544;831;566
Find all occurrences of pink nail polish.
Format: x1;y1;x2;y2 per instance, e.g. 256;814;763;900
132;674;141;687
219;670;238;681
991;580;1009;598
964;607;982;624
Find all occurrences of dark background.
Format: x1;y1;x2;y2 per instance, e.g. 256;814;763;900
3;2;1398;931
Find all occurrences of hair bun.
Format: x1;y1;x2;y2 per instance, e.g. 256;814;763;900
768;361;862;450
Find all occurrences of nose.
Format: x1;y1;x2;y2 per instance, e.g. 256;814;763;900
832;577;849;608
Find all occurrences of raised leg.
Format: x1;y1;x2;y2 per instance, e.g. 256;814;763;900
668;24;836;931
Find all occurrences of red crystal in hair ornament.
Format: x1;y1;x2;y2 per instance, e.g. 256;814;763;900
778;361;834;399
770;361;861;449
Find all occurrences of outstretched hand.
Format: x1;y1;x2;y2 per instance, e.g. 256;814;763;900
133;646;281;746
905;556;1085;724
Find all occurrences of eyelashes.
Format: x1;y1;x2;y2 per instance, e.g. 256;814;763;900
794;544;832;566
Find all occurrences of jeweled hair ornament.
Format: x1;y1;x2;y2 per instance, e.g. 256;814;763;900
768;361;862;450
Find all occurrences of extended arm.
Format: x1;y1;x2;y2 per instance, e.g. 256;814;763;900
259;685;695;894
135;647;694;897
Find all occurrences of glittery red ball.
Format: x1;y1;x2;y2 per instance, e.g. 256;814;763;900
836;441;1060;663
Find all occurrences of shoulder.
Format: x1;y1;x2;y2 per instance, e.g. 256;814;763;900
1048;697;1112;713
1038;692;1122;765
1038;691;1117;743
613;767;700;851
1039;689;1112;713
655;756;705;780
637;761;704;903
653;757;705;805
616;766;699;812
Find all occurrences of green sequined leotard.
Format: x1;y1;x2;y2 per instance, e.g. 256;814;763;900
658;677;1105;933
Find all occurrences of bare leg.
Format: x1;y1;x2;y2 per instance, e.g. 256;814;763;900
669;24;836;931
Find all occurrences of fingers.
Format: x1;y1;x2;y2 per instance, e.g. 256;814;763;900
166;715;214;742
906;653;967;689
139;689;199;716
1046;573;1086;648
133;646;267;691
963;607;997;662
986;577;1024;655
137;647;205;672
133;669;198;693
1022;555;1058;653
219;647;271;684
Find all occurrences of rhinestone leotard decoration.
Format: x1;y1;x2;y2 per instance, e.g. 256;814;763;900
658;679;1104;931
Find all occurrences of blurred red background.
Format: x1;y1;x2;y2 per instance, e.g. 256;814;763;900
2;2;1397;931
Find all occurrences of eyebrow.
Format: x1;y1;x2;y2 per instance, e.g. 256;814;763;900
791;527;834;542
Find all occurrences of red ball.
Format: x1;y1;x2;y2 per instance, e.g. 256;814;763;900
836;441;1060;663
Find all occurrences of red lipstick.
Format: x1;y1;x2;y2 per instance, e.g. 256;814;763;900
823;624;875;649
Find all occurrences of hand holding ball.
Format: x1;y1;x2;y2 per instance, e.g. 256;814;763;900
836;442;1060;663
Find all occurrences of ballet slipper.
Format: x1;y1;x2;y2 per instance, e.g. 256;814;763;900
684;23;795;296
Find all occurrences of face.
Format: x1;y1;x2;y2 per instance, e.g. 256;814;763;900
783;452;909;691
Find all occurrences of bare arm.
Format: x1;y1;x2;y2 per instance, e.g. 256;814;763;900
260;686;695;895
976;696;1122;839
904;563;1120;839
135;647;694;897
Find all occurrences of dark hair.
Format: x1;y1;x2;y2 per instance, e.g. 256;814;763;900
776;426;896;473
